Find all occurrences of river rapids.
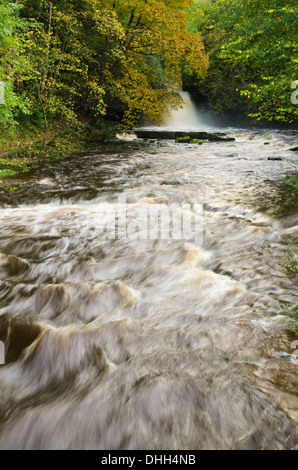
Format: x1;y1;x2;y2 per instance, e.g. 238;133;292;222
0;127;297;450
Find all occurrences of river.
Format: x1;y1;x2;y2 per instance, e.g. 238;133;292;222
0;126;297;449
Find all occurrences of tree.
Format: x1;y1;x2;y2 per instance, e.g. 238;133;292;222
217;0;298;124
0;1;31;132
186;0;246;117
19;0;208;131
188;0;298;125
78;0;208;127
22;1;93;140
0;0;208;134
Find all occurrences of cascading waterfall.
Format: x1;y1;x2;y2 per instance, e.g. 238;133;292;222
163;91;207;130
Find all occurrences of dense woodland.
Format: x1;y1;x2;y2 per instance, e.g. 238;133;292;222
0;0;297;138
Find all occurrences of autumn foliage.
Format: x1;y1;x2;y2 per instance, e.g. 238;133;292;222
0;0;208;132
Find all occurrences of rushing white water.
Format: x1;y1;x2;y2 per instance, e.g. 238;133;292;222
164;91;207;130
134;91;210;133
0;126;297;450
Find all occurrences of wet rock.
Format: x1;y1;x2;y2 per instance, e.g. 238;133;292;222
175;137;203;144
268;157;283;161
0;195;11;208
226;153;238;158
134;130;235;142
161;181;182;186
289;146;298;152
175;136;191;143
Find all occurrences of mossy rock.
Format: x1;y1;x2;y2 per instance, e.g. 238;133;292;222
161;180;181;186
175;136;191;143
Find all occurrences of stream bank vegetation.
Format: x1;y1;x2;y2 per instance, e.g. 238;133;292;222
280;236;298;336
282;304;298;336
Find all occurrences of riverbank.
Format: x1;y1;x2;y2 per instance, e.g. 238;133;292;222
0;122;120;192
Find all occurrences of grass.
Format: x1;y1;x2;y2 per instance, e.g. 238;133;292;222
285;155;298;191
281;237;298;274
280;235;298;336
280;238;298;336
285;174;298;191
282;304;298;336
0;162;31;180
0;168;25;179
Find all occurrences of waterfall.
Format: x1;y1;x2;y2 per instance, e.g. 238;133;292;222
164;91;206;130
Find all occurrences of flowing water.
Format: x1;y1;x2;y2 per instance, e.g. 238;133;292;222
164;91;208;129
0;124;297;450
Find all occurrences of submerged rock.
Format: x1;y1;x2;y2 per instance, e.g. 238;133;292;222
175;136;203;144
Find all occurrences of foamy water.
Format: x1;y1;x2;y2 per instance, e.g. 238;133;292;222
0;127;297;449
